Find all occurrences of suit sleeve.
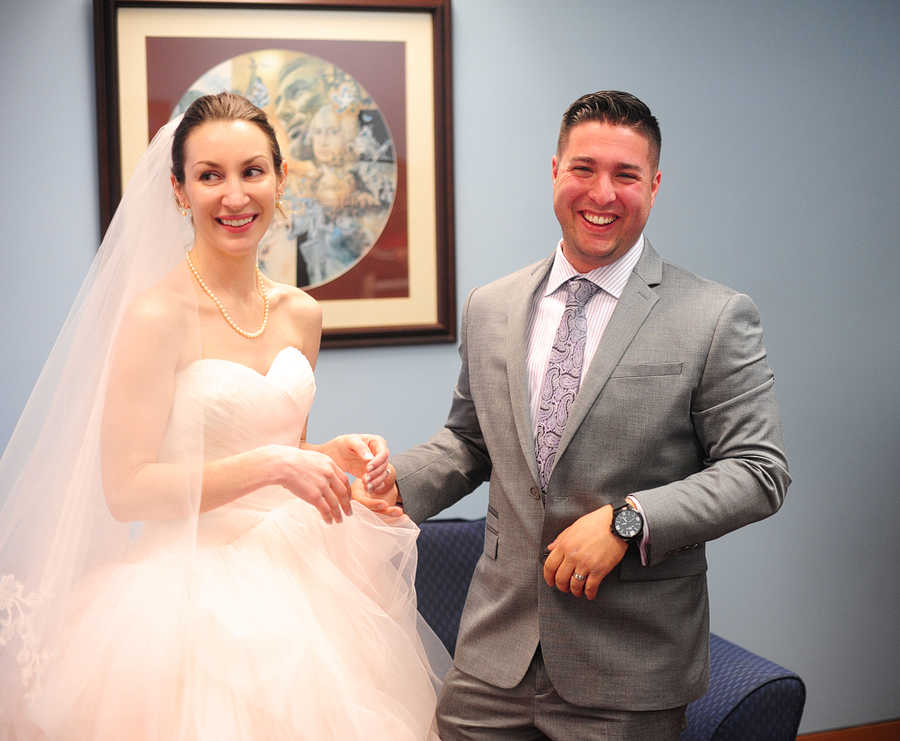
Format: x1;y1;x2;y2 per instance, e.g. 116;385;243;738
391;289;493;524
636;292;791;566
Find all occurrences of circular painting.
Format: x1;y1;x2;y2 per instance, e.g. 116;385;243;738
171;49;398;289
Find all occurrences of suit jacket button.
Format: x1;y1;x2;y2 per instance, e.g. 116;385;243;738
530;487;541;499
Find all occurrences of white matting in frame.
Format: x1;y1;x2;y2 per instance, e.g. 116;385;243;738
116;6;438;332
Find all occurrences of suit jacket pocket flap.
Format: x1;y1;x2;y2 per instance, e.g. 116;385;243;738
484;507;499;560
610;362;683;378
618;546;707;581
484;527;498;559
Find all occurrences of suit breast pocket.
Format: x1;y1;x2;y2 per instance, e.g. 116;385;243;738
609;362;683;379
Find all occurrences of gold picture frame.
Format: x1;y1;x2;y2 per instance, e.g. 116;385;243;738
94;0;455;348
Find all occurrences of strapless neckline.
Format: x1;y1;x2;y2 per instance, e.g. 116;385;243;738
186;345;307;378
158;346;315;467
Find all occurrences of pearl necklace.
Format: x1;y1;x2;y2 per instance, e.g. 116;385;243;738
186;252;269;339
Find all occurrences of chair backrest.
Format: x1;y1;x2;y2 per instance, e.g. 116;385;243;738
415;518;485;655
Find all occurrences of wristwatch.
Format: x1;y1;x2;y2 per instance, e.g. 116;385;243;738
610;497;643;543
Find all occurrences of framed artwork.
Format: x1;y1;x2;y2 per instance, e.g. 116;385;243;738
94;0;455;348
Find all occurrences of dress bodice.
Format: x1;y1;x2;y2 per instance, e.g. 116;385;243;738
150;346;316;545
160;346;315;462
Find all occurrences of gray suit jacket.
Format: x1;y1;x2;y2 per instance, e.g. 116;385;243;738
393;241;790;711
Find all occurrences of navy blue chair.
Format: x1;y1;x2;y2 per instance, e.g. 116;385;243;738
414;518;805;741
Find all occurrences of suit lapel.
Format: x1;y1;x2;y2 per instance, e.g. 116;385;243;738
507;255;554;486
555;241;663;464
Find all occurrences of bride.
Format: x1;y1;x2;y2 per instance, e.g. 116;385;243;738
0;93;447;740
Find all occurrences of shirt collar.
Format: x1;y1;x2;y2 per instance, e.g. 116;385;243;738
544;235;645;299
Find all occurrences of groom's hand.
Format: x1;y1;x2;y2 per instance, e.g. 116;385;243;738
543;505;628;600
327;433;389;479
351;478;404;518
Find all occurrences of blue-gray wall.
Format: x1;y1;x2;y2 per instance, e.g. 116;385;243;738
1;0;898;733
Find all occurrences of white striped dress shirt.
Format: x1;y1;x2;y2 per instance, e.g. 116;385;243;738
526;236;644;436
525;236;650;561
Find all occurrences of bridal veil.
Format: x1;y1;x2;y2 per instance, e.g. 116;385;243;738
0;118;203;734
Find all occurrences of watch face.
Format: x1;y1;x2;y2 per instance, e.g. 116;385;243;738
615;508;642;539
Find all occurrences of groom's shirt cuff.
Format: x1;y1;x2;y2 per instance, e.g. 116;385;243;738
626;496;650;566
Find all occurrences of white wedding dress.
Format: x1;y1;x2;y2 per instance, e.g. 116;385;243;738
29;347;445;740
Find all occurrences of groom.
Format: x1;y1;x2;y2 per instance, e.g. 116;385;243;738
365;90;790;740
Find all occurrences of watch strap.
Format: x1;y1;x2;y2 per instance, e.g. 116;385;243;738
611;497;630;513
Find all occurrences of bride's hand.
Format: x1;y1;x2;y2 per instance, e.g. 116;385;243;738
270;446;352;524
322;434;389;482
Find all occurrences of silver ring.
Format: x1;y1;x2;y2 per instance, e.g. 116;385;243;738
572;573;587;581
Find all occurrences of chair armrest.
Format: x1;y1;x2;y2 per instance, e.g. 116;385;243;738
682;633;806;741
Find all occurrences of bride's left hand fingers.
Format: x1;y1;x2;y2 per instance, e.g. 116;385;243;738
363;436;389;467
343;434;373;461
365;462;396;494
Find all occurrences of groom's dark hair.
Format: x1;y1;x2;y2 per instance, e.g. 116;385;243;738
557;90;661;171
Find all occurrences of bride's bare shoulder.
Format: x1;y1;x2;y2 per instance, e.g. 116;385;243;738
269;281;322;329
264;281;323;361
119;264;195;347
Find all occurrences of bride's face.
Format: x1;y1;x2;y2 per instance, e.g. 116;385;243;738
173;120;287;259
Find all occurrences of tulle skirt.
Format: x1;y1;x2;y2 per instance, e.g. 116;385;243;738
28;499;448;741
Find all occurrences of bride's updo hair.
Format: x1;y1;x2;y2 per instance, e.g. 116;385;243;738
171;92;285;184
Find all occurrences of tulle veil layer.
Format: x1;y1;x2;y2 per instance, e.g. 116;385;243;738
0;118;202;736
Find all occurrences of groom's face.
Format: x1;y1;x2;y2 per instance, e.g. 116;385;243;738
552;121;661;272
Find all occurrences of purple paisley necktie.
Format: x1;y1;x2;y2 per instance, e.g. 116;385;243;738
534;277;600;494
